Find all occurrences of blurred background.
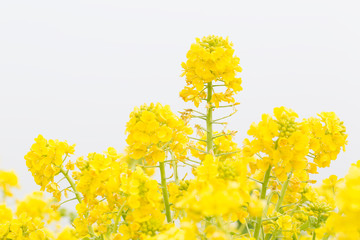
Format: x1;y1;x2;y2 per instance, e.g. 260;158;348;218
1;0;360;199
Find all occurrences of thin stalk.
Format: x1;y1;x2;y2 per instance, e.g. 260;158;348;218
264;191;280;217
59;186;72;193
279;202;299;210
163;159;177;163
269;226;279;240
265;233;271;240
216;104;236;108
196;125;209;133
248;177;263;185
275;172;292;212
212;133;233;139
216;150;241;156
197;87;207;95
189;146;208;154
58;197;77;207
254;165;272;239
56;176;66;184
186;109;206;116
59;168;95;237
238;221;246;235
245;219;252;237
206;82;213;153
60;168;82;204
159;162;172;222
212;113;236;123
188;136;207;142
262;214;285;222
181;161;197;168
185;158;202;164
171;154;179;184
113;201;127;233
212;121;227;125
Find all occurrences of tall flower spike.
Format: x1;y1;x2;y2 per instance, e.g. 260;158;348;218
180;35;242;107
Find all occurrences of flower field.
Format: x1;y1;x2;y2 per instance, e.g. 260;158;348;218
0;36;357;240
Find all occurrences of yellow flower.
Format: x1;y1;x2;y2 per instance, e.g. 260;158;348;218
126;103;192;167
324;161;360;239
276;215;295;239
29;229;46;240
16;191;61;224
307;112;347;168
0;204;13;224
0;170;19;197
56;226;78;240
24;135;75;200
180;36;242;107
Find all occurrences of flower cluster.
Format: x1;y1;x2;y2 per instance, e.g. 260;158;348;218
117;167;165;239
0;169;19;198
180;35;242;107
244;107;347;183
176;154;250;219
71;148;127;236
325;161;360;239
0;181;74;240
24;135;75;200
126;103;192;166
13;35;356;240
16;191;61;224
242;107;347;239
308;112;347;167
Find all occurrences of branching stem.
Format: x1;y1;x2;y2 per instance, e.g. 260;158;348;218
159;162;172;222
254;165;272;239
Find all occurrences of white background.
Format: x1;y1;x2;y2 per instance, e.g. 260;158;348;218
1;1;360;199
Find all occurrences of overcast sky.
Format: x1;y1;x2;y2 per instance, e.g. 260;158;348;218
1;1;360;198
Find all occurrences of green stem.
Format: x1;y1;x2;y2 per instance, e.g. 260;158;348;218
189;146;208;154
275;172;292;212
212;113;235;122
60;168;95;237
254;165;272;240
58;197;77;206
185;158;202;164
216;104;236;108
212;133;233;139
264;233;271;240
216;150;241;156
171;154;179;184
269;227;279;240
206;82;213;153
188;136;207;142
264;191;280;217
60;168;83;204
248;177;264;185
113;201;127;233
245;219;252;237
181;161;197;168
159;162;172;222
